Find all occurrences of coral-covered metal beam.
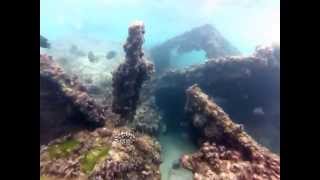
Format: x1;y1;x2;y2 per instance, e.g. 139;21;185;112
182;84;280;179
40;54;106;125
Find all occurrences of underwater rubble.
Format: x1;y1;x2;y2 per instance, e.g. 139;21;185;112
155;45;280;153
40;54;108;126
112;21;154;122
180;84;280;180
150;24;241;74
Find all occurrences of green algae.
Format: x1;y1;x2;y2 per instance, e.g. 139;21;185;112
47;139;81;159
80;146;109;174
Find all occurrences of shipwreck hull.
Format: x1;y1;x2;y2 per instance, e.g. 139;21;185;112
155;46;280;153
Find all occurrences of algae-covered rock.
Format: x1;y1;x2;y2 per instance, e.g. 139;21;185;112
47;139;81;159
80;146;109;174
40;127;161;180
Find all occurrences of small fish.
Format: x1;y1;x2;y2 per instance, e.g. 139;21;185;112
88;51;99;62
253;107;265;116
40;35;50;48
106;50;117;59
70;45;86;57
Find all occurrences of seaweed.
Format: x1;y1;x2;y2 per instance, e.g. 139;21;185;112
47;139;81;159
80;146;109;174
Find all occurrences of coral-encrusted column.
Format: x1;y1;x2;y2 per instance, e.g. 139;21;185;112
112;21;154;123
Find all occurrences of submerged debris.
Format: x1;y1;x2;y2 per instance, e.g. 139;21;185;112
40;54;106;125
155;45;280;152
112;21;154;122
151;24;241;74
181;84;280;179
40;22;162;180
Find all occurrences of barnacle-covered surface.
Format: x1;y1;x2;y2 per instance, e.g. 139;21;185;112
112;21;155;122
41;126;161;180
180;84;280;180
132;94;162;135
155;45;280;153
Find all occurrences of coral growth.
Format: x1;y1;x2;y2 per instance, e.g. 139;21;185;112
41;127;161;180
112;21;154;122
180;84;280;179
132;96;162;135
40;54;108;126
89;158;143;180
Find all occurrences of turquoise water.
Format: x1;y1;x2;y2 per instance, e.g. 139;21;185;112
170;49;207;69
40;0;279;56
159;131;196;180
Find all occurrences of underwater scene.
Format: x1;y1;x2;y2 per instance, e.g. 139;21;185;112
40;0;280;179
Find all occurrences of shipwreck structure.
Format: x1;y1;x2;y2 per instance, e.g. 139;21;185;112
40;54;161;180
40;20;280;179
155;45;280;153
40;22;162;180
181;84;280;180
150;24;241;74
40;54;111;144
112;21;154;123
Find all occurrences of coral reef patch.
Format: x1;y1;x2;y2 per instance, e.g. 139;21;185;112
41;127;161;180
